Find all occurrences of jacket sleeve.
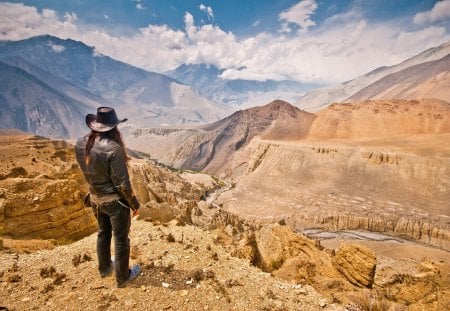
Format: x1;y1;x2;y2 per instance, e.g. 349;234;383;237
110;146;140;211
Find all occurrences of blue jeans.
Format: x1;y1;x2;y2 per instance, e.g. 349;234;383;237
95;201;131;285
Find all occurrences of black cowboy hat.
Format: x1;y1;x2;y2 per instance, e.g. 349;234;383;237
86;107;128;132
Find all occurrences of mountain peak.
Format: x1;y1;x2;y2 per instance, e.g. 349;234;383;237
262;99;298;111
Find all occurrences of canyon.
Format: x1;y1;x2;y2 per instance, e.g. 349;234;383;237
128;99;450;251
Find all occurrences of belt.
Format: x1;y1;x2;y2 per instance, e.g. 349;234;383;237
90;193;122;206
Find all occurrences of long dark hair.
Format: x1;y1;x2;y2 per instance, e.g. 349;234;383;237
84;127;130;165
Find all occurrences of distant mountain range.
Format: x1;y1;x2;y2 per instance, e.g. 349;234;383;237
0;35;231;137
296;41;450;111
166;63;320;107
1;35;449;138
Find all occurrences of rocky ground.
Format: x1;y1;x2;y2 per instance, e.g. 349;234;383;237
0;220;339;311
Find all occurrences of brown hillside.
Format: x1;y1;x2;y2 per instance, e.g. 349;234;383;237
164;100;315;173
307;99;450;140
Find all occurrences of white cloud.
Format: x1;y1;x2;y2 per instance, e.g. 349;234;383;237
0;3;77;41
414;0;450;25
252;20;260;27
104;14;110;20
199;4;214;20
279;0;317;32
0;2;449;85
64;12;77;23
132;0;145;10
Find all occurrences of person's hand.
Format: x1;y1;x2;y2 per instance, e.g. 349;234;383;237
132;209;139;218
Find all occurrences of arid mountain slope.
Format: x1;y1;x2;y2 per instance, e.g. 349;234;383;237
0;220;344;311
307;99;450;140
128;100;316;173
347;54;450;102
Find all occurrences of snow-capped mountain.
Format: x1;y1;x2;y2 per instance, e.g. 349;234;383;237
166;63;319;107
296;40;450;111
0;35;232;137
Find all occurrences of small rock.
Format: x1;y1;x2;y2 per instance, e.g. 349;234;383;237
186;279;193;285
180;290;189;297
319;299;327;308
162;282;170;288
21;297;31;302
140;285;146;291
296;288;307;295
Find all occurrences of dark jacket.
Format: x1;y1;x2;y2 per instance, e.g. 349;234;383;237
75;136;140;211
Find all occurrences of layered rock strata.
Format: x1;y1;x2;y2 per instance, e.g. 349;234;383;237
332;243;377;288
0;133;96;242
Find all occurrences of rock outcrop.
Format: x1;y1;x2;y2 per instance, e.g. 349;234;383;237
0;131;217;243
332;243;377;288
0;132;96;242
374;258;450;309
254;223;321;272
129;160;212;224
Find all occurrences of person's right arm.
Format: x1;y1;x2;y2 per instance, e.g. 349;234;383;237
109;146;140;212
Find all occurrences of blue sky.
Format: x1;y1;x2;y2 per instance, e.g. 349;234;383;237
1;0;437;35
0;0;449;84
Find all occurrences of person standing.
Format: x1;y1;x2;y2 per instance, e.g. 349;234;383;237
75;107;141;288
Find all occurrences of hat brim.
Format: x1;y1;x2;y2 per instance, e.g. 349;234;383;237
86;114;128;132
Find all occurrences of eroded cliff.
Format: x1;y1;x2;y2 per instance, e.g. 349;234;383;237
0;132;96;242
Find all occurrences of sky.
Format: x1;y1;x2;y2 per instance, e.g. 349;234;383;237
0;0;449;85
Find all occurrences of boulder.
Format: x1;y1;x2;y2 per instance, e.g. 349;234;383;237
332;243;377;288
255;223;319;272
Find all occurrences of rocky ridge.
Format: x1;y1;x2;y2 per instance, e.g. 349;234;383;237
346;54;450;102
